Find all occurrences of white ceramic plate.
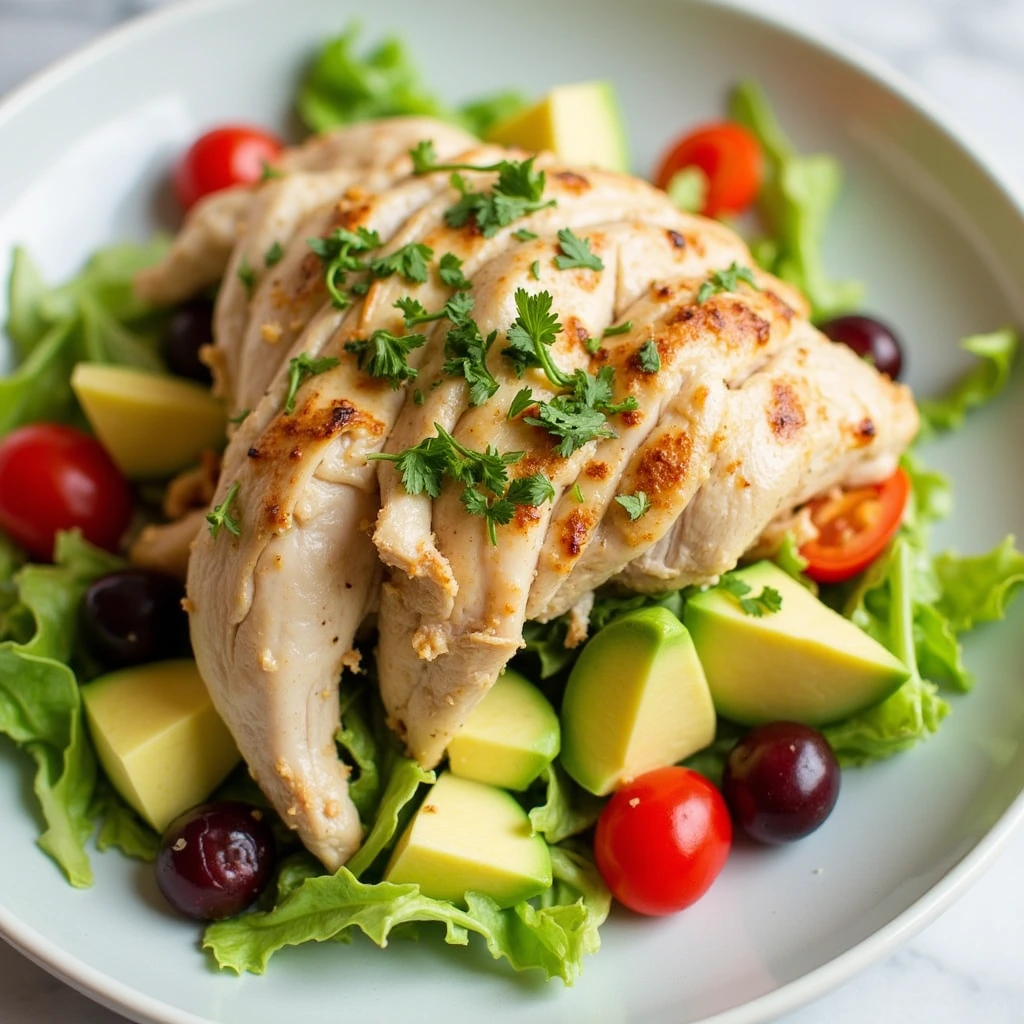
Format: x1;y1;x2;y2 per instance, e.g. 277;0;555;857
1;1;1023;1022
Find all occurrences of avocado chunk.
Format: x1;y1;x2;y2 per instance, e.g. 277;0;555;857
81;659;240;831
384;772;552;908
684;561;910;726
560;607;716;796
486;81;630;173
71;362;226;479
446;669;559;791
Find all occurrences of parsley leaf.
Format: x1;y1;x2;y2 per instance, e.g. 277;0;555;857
530;260;541;281
507;387;536;419
438;252;471;290
717;573;783;617
506;473;556;507
206;481;241;538
696;262;759;304
615;491;650;521
572;482;585;503
259;161;283;182
504;288;565;381
396;290;474;328
637;339;661;373
513;228;539;241
443;319;499;406
553;228;604;272
525;399;613;457
284;353;341;413
237;257;255;296
442;157;557;237
367;242;433;284
602;321;633;339
264;241;284;268
367;432;451;497
344;330;427;388
307;227;381;308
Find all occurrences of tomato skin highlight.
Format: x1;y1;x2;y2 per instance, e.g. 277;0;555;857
0;424;134;561
654;122;763;218
800;468;910;584
594;766;732;916
173;125;284;211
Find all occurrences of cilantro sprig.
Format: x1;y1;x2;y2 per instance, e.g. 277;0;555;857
717;573;783;617
637;339;661;374
696;262;759;304
307;226;381;308
284;353;341;414
367;423;554;544
439;252;471;289
553;228;604;272
615;491;651;521
344;329;427;388
206;481;241;538
367;242;433;284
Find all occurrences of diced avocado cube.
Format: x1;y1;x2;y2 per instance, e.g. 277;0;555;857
71;362;226;480
81;659;240;831
560;606;716;796
684;561;910;726
446;669;559;791
486;81;630;173
384;772;552;908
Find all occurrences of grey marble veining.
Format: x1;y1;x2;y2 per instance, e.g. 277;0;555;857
0;0;1023;1021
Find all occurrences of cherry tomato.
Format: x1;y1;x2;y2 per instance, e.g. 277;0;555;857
799;467;910;584
173;125;284;211
654;122;763;218
594;766;732;916
0;424;133;561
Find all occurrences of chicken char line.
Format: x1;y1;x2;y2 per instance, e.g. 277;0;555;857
151;116;919;871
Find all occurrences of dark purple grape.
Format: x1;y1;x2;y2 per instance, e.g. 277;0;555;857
819;314;904;380
80;568;190;667
156;801;275;921
722;722;840;844
165;299;214;384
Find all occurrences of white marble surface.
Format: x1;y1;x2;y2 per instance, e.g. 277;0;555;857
0;0;1023;1021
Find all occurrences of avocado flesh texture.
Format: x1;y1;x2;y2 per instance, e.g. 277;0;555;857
446;669;560;791
486;81;629;173
384;772;552;908
71;362;226;480
81;659;240;831
684;561;910;726
560;607;716;796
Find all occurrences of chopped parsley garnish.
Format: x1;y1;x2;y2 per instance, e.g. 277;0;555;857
572;482;585;503
637;339;661;374
615;491;651;521
413;388;425;405
367;423;554;544
503;288;564;379
438;252;471;290
237;256;255;296
603;321;633;339
367;242;433;284
530;260;541;281
344;329;427;388
553;228;604;272
441;296;499;406
307;226;381;308
717;573;783;617
696;262;759;304
513;228;539;242
284;353;341;413
264;241;284;267
259;161;283;182
206;481;241;538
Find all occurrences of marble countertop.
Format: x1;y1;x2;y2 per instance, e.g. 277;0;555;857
1;0;1023;1021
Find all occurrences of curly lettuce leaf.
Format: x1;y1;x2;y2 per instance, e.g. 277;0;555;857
933;536;1024;633
527;764;603;845
730;79;863;319
0;531;122;885
297;23;525;138
90;779;159;862
917;329;1018;438
203;845;609;984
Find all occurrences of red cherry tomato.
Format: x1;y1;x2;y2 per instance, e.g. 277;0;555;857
173;125;284;211
0;424;134;561
799;467;910;584
654;122;764;218
594;766;732;916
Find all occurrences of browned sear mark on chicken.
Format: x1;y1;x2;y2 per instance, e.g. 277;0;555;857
561;507;596;558
768;381;806;440
563;316;592;353
631;430;693;506
585;461;610;480
667;229;687;249
513;504;543;529
553;170;591;193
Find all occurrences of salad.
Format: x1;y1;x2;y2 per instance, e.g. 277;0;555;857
0;23;1022;988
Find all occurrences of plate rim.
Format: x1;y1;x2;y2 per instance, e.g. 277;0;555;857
0;1;1022;1023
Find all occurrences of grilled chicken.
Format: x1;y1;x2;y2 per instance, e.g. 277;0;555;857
177;117;919;870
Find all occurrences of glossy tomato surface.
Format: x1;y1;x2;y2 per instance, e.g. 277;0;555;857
654;121;763;217
800;467;910;583
173;125;283;211
594;766;732;916
0;423;134;560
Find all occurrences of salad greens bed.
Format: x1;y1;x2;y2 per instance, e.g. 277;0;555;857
2;23;1023;984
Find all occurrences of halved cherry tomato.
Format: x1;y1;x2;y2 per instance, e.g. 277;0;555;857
0;423;134;561
654;121;763;218
594;766;732;916
173;125;284;211
799;467;910;584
